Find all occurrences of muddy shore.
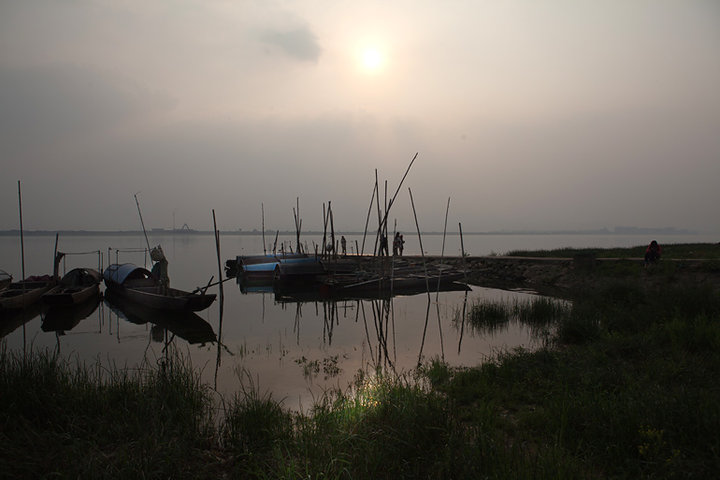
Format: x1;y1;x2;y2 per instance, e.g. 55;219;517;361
322;254;720;297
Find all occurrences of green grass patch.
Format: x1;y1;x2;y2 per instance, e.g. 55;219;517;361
2;275;720;478
506;242;720;260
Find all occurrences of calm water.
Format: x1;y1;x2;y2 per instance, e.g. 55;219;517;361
1;232;714;408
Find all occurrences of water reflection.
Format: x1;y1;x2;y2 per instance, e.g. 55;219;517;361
104;291;217;346
42;294;102;335
0;302;46;339
234;274;475;376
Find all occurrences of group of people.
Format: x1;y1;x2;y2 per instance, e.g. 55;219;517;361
378;232;405;256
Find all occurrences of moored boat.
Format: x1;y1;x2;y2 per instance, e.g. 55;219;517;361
103;263;216;312
42;268;102;306
0;270;12;291
0;276;55;311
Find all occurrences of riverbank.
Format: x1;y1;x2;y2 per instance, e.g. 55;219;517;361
324;241;720;296
2;244;719;478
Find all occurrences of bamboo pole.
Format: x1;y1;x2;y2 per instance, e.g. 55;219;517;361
377;152;418;238
329;201;335;260
436;197;451;294
17;181;26;362
374;170;382;255
261;203;266;255
321;203;328;258
361;181;377;256
212;210;224;303
408;188;429;291
17;181;25;282
134;193;152;254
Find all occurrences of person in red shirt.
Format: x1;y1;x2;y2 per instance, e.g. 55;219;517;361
644;240;662;265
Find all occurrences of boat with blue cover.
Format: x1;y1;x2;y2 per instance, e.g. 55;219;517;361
103;263;216;312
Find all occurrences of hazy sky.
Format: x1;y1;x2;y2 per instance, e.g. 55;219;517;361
2;0;719;233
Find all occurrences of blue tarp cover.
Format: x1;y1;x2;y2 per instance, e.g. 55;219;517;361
103;263;152;285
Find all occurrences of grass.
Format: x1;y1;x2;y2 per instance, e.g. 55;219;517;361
505;242;720;260
2;252;720;478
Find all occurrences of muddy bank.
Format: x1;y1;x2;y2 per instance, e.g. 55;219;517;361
326;254;720;297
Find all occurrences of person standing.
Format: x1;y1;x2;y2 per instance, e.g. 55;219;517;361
379;234;389;256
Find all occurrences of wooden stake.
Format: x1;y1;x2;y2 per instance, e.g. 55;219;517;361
361;181;377;256
212;209;224;304
261;203;266;255
17;181;25;282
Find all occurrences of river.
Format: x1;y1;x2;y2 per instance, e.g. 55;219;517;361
1;231;714;408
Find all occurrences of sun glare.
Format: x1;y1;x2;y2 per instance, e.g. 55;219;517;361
360;48;384;73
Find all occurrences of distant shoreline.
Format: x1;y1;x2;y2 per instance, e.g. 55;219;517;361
0;227;701;237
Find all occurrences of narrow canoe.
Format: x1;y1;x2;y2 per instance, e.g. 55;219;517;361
43;268;102;306
103;263;216;312
0;278;55;311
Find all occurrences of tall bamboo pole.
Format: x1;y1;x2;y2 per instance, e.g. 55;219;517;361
17;181;26;362
17;181;25;282
261;203;266;255
134;193;152;254
361;181;377;256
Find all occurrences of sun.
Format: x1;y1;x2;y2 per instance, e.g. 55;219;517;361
360;47;385;73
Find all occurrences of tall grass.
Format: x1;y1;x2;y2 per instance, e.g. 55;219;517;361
2;276;719;478
463;296;570;341
0;347;220;479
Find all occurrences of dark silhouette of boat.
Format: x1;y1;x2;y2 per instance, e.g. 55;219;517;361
0;277;55;311
103;263;216;312
42;268;102;306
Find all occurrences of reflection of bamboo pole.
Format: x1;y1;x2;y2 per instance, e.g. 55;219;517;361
213;209;225;391
360;301;375;361
408;188;429;292
458;289;468;355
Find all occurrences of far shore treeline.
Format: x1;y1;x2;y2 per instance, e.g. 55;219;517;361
0;226;701;237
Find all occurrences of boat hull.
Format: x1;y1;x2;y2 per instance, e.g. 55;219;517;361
103;263;216;312
0;280;54;310
105;284;216;311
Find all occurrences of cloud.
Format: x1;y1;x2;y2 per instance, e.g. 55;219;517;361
0;64;175;157
260;26;322;62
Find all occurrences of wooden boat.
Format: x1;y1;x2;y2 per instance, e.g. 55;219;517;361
0;276;55;311
103;263;216;312
42;268;102;306
237;253;319;278
105;290;216;345
272;260;327;287
0;269;12;291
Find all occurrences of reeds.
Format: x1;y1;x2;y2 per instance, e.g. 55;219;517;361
2;277;719;478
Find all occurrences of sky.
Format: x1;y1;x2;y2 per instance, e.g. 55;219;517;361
1;0;719;233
